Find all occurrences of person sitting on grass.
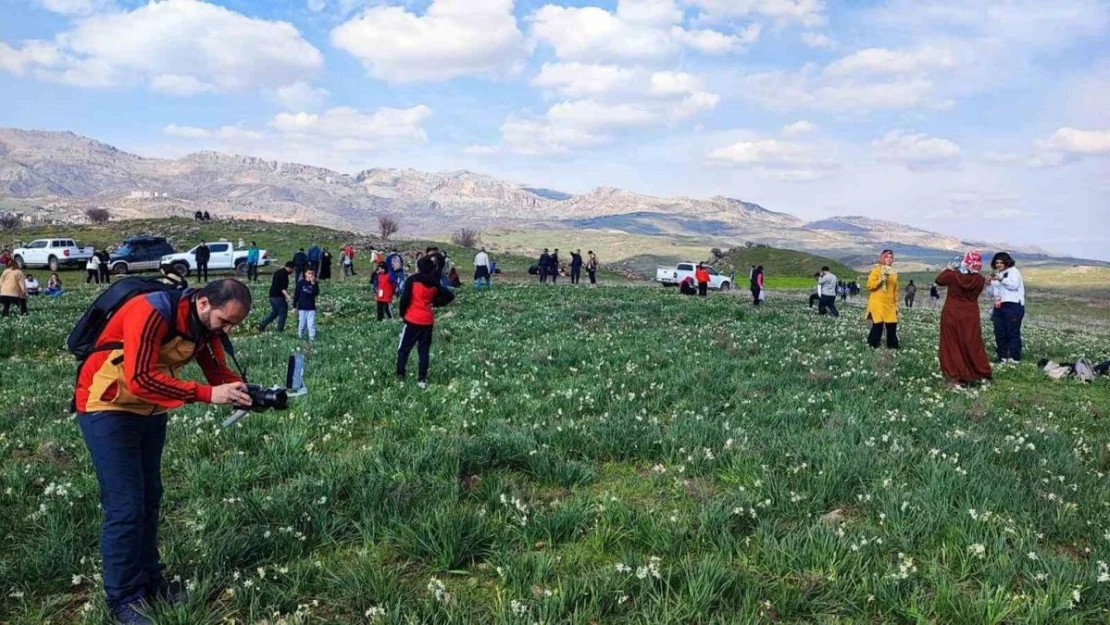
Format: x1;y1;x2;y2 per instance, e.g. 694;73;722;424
24;274;41;296
396;256;455;388
679;275;697;296
44;272;63;297
294;268;320;342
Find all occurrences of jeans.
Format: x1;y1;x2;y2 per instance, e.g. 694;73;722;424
259;296;288;332
298;310;317;340
87;269;100;284
868;322;900;349
539;268;548;283
904;293;916;308
196;261;209;283
588;270;596;285
78;411;168;612
818;295;839;317
698;282;708;297
377;301;392;321
397;322;433;381
570;267;581;284
247;263;258;282
992;302;1024;362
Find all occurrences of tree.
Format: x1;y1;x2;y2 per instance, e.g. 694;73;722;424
0;212;19;231
378;214;400;241
85;207;111;224
710;247;725;260
451;228;480;248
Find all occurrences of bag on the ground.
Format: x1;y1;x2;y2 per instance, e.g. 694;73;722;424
66;277;188;361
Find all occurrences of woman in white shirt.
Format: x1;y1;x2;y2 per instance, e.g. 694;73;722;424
989;252;1026;363
86;252;101;285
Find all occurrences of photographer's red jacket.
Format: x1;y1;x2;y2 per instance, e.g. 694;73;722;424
75;294;241;415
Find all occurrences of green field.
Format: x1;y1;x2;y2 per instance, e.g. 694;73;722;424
2;223;1110;624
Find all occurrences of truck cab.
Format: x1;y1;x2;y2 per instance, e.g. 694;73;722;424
109;236;175;274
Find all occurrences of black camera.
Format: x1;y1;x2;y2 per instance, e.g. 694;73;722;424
243;383;288;411
222;353;306;427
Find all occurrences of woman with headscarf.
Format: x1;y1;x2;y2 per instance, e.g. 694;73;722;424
750;265;764;306
865;250;899;349
935;251;992;386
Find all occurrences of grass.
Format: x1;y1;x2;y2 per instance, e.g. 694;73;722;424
2;224;1110;623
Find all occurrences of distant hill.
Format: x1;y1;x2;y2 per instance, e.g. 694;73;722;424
712;246;857;279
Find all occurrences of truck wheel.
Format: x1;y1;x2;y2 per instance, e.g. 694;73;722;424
48;256;58;271
234;261;248;276
13;255;25;269
172;261;190;277
721;282;731;291
112;262;129;275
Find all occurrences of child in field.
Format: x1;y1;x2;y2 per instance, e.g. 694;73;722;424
375;264;394;321
294;268;320;341
396;257;455;387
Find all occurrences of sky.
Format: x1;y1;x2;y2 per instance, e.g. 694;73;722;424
1;0;1108;259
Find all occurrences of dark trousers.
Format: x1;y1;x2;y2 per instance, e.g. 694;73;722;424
868;322;900;349
78;412;168;612
551;270;558;284
571;267;581;284
294;266;305;284
196;261;209;283
87;269;100;284
588;270;596;285
259;296;288;332
809;294;819;308
310;260;320;275
377;301;392;321
1;295;28;316
100;265;110;284
397;322;433;381
818;295;839;317
904;293;916;308
992;303;1024;362
539;268;549;283
698;281;708;297
751;288;761;305
247;263;258;282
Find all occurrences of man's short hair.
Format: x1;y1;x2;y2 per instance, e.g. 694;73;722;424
821;266;830;272
199;279;252;310
417;257;434;275
284;261;295;269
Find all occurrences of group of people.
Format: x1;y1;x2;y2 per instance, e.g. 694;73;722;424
533;248;599;286
192;210;213;221
84;248;112;284
0;262;64;315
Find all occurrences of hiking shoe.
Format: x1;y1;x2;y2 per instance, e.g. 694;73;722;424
417;380;428;389
113;603;154;625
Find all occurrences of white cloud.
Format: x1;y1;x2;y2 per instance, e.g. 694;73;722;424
823;45;956;78
687;0;826;27
872;129;961;168
532;63;639;98
800;31;835;49
529;2;749;63
331;0;527;82
1037;127;1110;155
743;69;941;112
782;120;816;135
164;124;212;139
163;124;264;141
306;0;327;12
33;0;113;16
650;71;704;96
1;0;322;95
709;137;839;181
270;105;433;145
617;0;684;26
271;82;330;111
982;151;1023;164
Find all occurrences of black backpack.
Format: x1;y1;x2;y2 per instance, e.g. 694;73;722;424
67;277;189;361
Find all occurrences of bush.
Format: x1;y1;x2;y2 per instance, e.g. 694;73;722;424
0;213;19;231
378;214;400;241
85;208;111;224
451;228;481;248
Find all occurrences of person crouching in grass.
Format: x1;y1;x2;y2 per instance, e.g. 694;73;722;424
294;268;320;341
375;263;394;320
396;257;455;388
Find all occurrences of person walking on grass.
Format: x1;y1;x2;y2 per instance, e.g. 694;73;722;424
930;283;941;308
586;251;599;287
1;259;29;316
904;280;917;308
695;263;710;297
341;248;353;279
258;262;293;334
86;251;102;285
292;248;307;284
936;251;992;387
246;241;260;282
307;243;322;275
396;256;455;388
194;241;211;283
98;248;111;284
343;243;357;276
866;250;900;349
750;265;764;306
989;251;1026;364
74;279;252;625
294;268;319;342
320;248;332;281
474;247;492;290
570;250;583;284
375;264;395;320
818;266;839;317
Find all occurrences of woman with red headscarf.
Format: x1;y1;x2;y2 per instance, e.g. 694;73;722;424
935;251;992;386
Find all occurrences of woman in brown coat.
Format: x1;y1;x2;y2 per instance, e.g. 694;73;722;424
935;251;992;386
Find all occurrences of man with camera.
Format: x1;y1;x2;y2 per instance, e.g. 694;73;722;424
74;279;253;624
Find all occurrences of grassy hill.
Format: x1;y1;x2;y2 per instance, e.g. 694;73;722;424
711;245;857;282
2;274;1109;623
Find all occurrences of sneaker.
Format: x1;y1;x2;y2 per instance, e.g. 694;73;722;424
113;603;154;625
151;580;188;606
417;380;428;389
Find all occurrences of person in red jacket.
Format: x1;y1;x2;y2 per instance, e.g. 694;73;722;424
695;264;711;297
74;279;252;624
396;257;454;387
374;263;394;320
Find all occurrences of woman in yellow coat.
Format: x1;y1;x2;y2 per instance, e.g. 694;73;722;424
865;249;899;349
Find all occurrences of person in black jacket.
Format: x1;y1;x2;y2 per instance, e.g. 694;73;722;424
97;249;111;284
195;242;211;283
550;249;560;284
294;268;320;341
537;249;552;284
397;257;455;387
569;250;583;284
258;262;293;333
292;248;308;284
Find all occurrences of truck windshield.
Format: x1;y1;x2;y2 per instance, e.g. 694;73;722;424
114;245;133;256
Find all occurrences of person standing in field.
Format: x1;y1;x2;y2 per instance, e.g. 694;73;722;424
750;265;764;306
258;262;293;334
375;264;394;321
98;248;111;284
550;249;561;284
818;266;839;317
473;247;492;290
387;249;405;288
904;280;917;308
294;268;320;342
340;248;353;279
86;251;102;285
343;243;357;276
930;283;941;308
586;251;599;287
538;248;552;284
245;241;260;282
307;243;322;275
695;263;710;297
292;248;308;284
397;256;455;388
866;249;900;349
936;251;992;386
989;252;1026;364
194;242;211;283
1;259;29;316
320;248;332;281
570;250;583;285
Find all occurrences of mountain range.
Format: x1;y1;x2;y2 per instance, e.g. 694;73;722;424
0;128;1072;266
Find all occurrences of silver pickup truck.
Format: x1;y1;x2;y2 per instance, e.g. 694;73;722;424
12;238;95;270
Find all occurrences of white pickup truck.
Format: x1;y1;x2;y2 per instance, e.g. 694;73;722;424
12;238;95;270
161;241;271;277
656;262;734;290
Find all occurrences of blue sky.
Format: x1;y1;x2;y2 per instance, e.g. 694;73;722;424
2;0;1108;258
